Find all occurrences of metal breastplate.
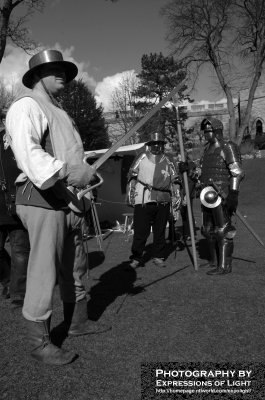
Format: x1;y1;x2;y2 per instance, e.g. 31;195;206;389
146;150;164;164
200;150;230;189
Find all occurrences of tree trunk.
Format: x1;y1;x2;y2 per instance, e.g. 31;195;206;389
225;88;236;141
0;1;11;63
237;55;265;145
209;48;237;141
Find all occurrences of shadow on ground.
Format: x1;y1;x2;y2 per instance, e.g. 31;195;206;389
87;261;140;320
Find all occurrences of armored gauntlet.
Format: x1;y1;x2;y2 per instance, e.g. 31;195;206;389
126;178;137;206
172;188;181;220
225;189;239;213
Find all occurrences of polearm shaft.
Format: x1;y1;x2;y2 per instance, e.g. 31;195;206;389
174;104;198;270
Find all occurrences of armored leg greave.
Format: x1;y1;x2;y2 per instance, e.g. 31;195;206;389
215;229;234;270
207;204;235;275
201;208;218;267
201;225;218;267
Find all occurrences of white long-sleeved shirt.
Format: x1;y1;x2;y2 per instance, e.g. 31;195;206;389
6;97;65;190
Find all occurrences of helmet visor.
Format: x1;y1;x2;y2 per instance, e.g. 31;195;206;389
149;141;164;155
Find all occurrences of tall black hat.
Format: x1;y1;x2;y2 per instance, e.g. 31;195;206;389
22;49;78;89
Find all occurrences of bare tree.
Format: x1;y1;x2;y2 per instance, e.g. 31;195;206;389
0;0;46;63
109;71;140;144
161;0;265;144
232;0;265;142
0;0;118;63
0;74;22;109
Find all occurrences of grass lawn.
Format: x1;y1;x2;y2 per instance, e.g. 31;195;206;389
1;158;265;399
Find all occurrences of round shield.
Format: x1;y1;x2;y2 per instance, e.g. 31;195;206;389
200;186;221;208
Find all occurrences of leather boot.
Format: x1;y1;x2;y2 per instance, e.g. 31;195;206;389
63;298;111;337
26;317;77;365
206;237;218;268
1;286;10;299
207;236;233;276
207;257;232;275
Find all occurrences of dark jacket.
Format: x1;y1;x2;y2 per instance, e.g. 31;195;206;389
0;128;21;225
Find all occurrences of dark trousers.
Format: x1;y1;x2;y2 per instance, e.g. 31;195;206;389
0;225;30;299
131;202;170;263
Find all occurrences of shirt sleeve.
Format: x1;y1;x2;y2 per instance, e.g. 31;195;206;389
6;97;65;190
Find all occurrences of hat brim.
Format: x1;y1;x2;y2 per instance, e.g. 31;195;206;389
22;60;78;89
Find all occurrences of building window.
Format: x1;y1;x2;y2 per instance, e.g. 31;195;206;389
256;120;263;137
191;105;205;111
215;103;224;109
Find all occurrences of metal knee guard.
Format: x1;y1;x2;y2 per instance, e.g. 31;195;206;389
215;225;235;270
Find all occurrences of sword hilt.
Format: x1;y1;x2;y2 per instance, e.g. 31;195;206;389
76;154;104;200
208;179;224;199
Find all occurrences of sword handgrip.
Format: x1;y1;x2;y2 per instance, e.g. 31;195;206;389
76;155;104;200
208;179;223;197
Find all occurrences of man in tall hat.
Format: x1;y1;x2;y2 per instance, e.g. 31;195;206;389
6;49;110;366
126;132;181;269
181;117;245;275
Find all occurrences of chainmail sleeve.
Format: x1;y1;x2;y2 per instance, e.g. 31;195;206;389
125;152;146;206
165;154;181;185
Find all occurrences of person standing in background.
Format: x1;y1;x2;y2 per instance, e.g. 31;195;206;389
126;132;181;268
0;108;30;308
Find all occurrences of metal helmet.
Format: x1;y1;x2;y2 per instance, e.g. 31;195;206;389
146;132;166;144
22;49;78;89
200;186;222;208
146;132;166;156
201;117;223;140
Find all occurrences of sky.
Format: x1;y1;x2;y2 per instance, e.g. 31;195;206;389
0;0;226;110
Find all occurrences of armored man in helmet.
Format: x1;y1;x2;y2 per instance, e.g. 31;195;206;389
125;132;181;269
199;117;245;275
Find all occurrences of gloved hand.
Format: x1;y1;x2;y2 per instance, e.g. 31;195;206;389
178;161;189;174
61;163;97;189
225;189;239;213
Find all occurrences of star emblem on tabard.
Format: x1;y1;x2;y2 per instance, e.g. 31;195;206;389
161;165;170;180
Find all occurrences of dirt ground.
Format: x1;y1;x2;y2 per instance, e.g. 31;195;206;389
1;158;265;400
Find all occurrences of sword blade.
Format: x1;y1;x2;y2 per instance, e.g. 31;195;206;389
77;79;186;200
92;79;187;170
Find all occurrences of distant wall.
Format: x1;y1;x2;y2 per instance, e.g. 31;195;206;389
182;84;265;141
